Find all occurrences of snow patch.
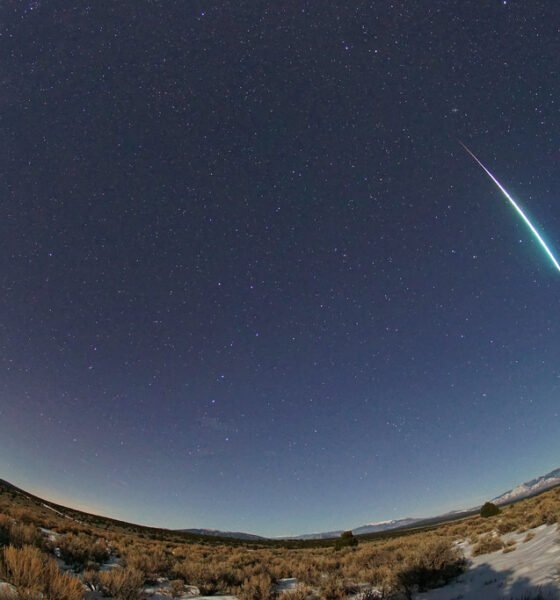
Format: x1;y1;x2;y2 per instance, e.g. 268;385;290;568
42;503;65;517
416;524;560;599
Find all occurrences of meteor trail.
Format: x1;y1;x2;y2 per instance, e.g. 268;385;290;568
460;142;560;273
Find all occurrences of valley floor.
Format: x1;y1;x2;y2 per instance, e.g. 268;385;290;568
100;523;560;600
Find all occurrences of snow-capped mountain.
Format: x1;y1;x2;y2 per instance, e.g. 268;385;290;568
287;518;422;540
492;468;560;505
289;467;560;540
351;518;421;535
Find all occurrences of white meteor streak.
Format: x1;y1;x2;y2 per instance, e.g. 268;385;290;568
460;142;560;273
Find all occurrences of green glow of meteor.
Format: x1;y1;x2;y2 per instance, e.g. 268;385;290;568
461;142;560;273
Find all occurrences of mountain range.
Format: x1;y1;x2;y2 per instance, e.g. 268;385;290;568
179;466;560;540
178;528;265;541
2;465;559;542
492;467;560;505
287;518;422;540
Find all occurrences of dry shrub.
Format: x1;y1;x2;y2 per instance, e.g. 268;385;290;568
5;524;42;550
82;569;102;591
523;532;536;543
170;578;185;597
56;533;110;570
442;522;470;540
471;534;504;556
320;576;346;600
396;538;465;599
0;514;12;525
496;518;520;535
176;561;231;595
355;591;383;600
369;565;397;597
537;509;559;526
282;584;314;600
281;558;321;586
122;544;171;579
238;573;273;600
0;533;10;550
415;538;464;573
0;545;45;594
0;545;83;600
7;511;36;526
98;567;144;600
42;560;85;600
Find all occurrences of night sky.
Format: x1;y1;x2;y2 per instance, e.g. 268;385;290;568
1;1;560;537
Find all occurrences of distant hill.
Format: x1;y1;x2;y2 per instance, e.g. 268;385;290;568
492;468;560;505
177;528;265;541
285;530;344;540
0;479;265;545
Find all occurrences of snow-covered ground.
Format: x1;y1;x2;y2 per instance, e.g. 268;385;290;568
84;580;233;600
41;503;65;517
0;582;16;596
276;578;299;593
142;581;208;599
416;524;560;599
39;526;60;542
98;555;121;572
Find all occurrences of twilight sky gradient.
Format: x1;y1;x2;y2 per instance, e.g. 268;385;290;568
1;1;560;537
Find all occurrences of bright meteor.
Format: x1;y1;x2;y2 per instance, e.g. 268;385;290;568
460;142;560;273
